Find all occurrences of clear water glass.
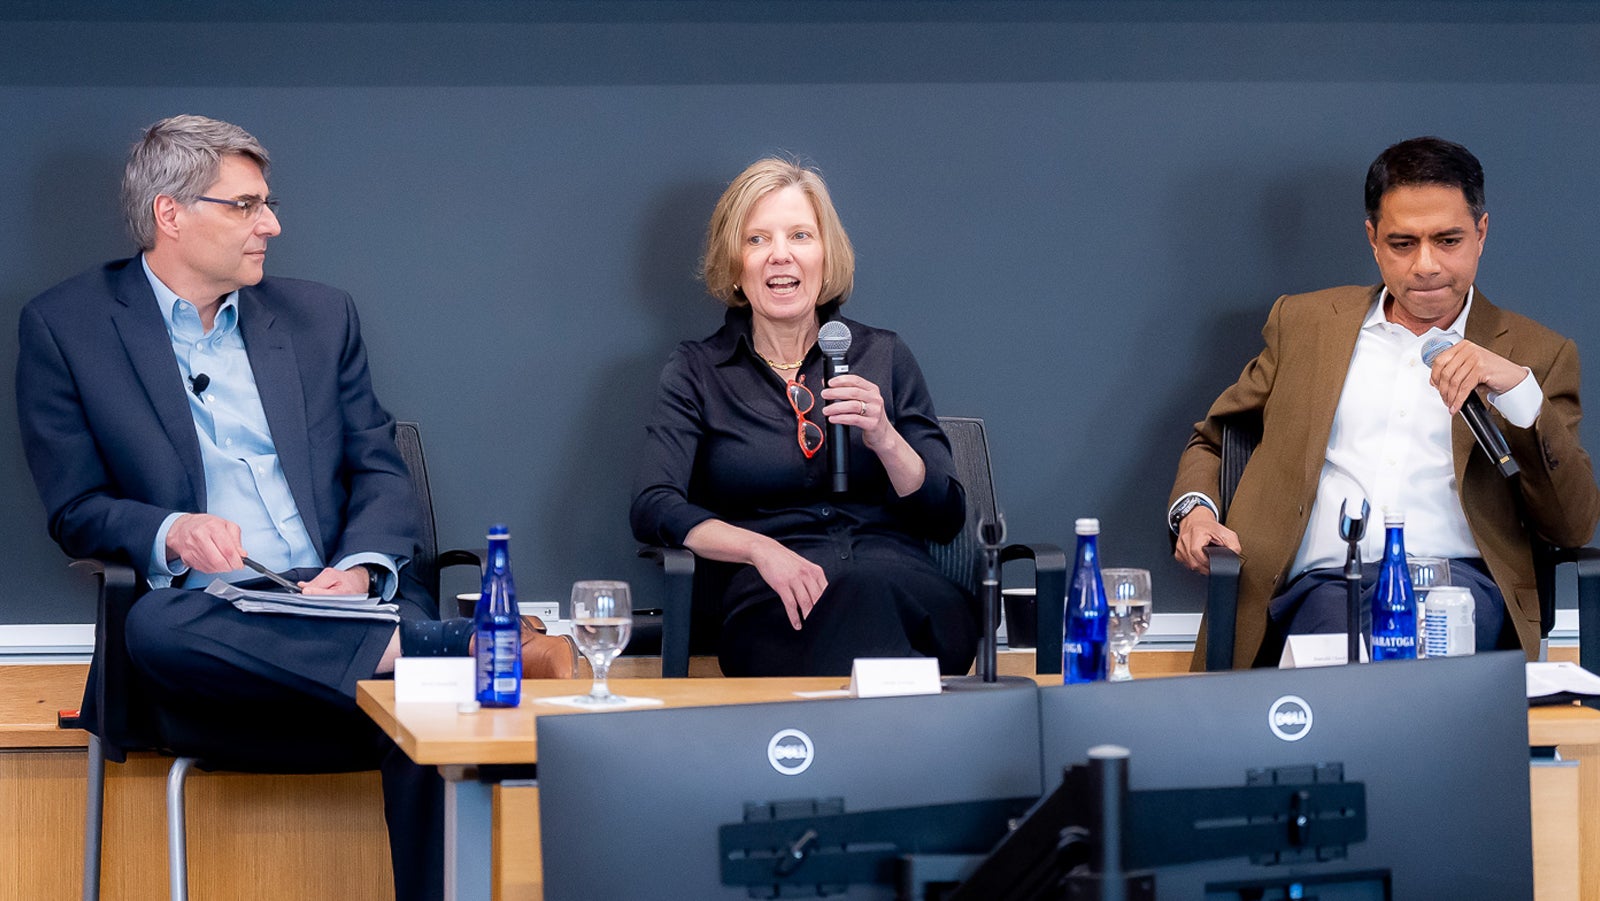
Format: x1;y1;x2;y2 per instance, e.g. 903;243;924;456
1407;557;1451;658
1102;568;1152;682
570;580;632;705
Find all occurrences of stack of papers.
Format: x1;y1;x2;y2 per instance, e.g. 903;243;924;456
1527;661;1600;706
206;579;400;622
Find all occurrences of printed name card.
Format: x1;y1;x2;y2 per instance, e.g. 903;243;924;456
849;658;943;698
1280;634;1369;669
394;656;476;703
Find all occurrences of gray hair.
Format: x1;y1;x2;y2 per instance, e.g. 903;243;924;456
121;115;270;250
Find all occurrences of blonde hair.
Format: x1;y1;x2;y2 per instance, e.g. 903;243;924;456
701;157;855;308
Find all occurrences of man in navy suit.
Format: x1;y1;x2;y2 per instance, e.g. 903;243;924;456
15;115;445;900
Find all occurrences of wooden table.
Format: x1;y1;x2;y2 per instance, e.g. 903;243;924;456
360;678;1600;901
357;678;844;901
1530;704;1600;901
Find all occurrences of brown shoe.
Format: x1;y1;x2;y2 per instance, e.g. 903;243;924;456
520;615;579;679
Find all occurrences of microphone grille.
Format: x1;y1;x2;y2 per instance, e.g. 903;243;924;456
1420;336;1455;366
817;320;852;355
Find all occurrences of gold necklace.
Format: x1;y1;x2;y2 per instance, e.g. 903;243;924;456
759;352;806;371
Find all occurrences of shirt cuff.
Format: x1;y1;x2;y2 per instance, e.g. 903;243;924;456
1487;368;1541;429
148;511;190;590
1168;492;1220;535
332;552;403;600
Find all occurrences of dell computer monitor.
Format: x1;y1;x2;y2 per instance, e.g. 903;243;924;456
1037;651;1532;899
538;687;1044;900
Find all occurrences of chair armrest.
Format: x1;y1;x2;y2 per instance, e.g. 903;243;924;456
438;549;483;572
1202;546;1241;672
638;546;695;678
69;559;142;762
1001;542;1066;675
1548;546;1600;676
438;549;484;617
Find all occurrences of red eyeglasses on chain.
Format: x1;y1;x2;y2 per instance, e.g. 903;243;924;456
785;376;825;459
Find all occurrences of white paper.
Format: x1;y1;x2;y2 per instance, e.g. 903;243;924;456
208;578;398;621
1280;633;1369;668
207;578;370;606
1527;661;1600;699
394;657;476;704
533;694;665;709
848;658;942;698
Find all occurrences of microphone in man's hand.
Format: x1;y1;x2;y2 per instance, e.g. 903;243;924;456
817;320;852;493
1420;338;1520;478
189;373;210;399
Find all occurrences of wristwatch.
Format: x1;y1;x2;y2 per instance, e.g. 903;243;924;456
366;567;382;598
1169;495;1210;534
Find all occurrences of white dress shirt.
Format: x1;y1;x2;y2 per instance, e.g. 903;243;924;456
1290;287;1541;574
1169;286;1544;579
141;257;399;595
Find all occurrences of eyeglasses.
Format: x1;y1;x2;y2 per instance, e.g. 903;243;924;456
786;376;824;459
194;195;281;219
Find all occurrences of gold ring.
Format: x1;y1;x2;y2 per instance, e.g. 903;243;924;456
859;401;868;415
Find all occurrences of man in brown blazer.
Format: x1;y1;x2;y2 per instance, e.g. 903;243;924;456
1170;137;1600;668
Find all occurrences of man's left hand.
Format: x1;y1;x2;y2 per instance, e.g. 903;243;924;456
299;565;369;596
1427;340;1528;414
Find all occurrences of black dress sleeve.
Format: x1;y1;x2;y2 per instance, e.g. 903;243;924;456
630;345;719;547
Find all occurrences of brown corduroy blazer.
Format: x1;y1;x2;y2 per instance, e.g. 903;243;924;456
1172;284;1600;668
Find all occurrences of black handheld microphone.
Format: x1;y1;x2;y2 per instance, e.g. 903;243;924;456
1420;338;1520;478
817;320;852;494
188;373;210;398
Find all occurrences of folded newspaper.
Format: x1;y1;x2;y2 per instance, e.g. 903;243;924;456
206;578;400;622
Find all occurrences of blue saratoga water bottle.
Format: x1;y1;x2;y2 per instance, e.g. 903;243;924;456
475;524;522;706
1370;510;1418;661
1064;517;1109;683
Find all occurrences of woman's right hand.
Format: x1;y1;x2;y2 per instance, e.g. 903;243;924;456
750;539;829;630
684;519;829;630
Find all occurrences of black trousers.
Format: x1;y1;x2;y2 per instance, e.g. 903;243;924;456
718;536;979;677
123;571;443;901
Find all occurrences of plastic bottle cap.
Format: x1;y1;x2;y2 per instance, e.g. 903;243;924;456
1075;518;1100;535
487;524;510;539
1384;508;1405;525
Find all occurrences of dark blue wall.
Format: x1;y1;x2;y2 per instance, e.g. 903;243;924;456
5;1;1600;624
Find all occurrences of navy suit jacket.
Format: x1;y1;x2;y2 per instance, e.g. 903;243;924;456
16;257;426;604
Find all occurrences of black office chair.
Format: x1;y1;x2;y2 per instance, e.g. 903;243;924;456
641;416;1068;677
1198;411;1600;673
61;421;477;900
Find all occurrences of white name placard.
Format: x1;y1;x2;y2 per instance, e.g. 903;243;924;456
394;656;477;703
1280;633;1368;669
848;657;942;698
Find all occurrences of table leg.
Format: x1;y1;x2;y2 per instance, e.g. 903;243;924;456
1558;743;1600;901
443;766;495;901
1532;758;1581;900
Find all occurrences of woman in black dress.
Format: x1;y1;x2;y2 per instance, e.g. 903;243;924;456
631;158;977;677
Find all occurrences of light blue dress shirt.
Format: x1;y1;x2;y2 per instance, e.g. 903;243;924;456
142;257;398;597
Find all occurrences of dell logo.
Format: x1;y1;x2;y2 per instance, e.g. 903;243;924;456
1268;695;1313;742
767;729;815;775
